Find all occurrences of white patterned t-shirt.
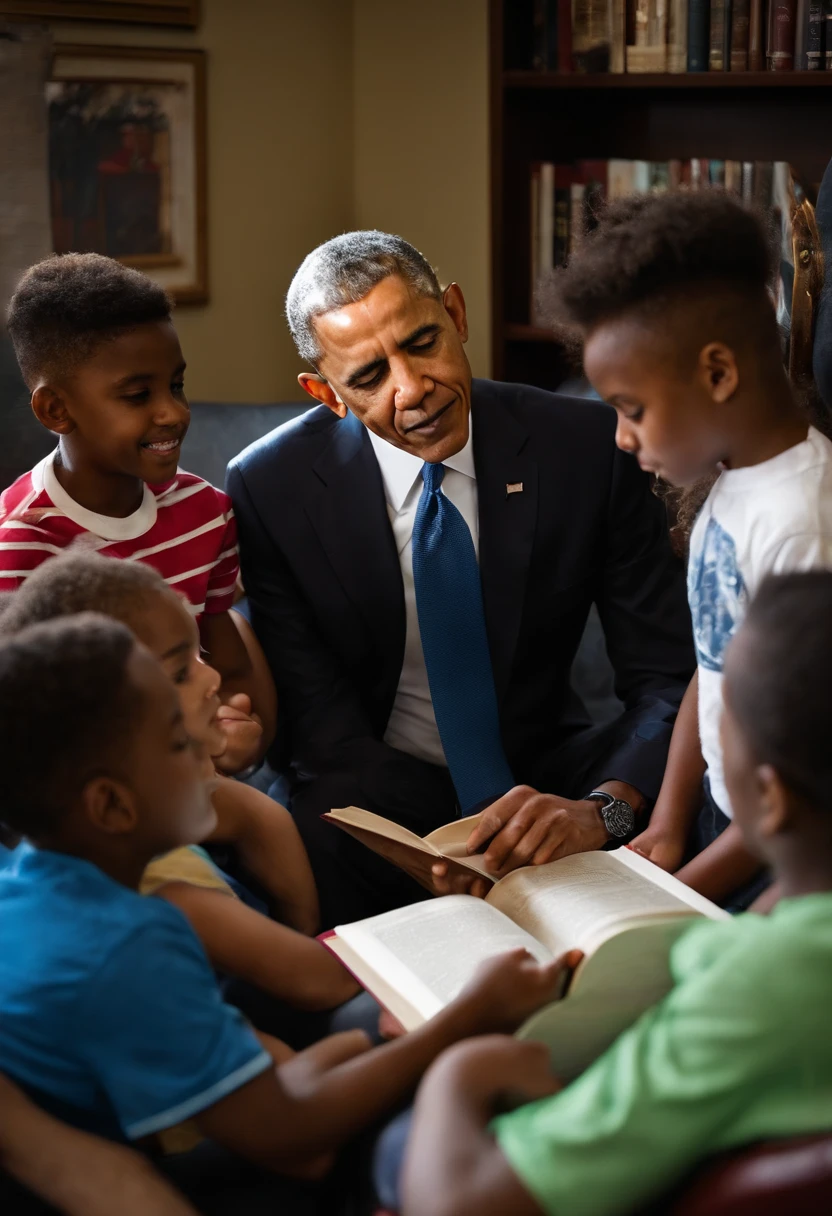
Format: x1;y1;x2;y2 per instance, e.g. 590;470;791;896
688;427;832;816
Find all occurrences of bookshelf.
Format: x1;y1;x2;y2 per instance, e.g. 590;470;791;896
490;2;832;386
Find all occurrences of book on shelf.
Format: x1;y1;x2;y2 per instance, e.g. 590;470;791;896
517;0;827;71
321;832;729;1082
687;0;712;66
572;0;613;70
730;0;751;66
627;0;670;69
668;0;690;67
767;0;797;67
748;0;766;67
526;157;784;320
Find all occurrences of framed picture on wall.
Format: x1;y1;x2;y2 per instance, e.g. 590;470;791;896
47;44;207;304
0;2;199;27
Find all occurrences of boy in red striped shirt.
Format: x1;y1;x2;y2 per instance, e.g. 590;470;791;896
1;253;273;772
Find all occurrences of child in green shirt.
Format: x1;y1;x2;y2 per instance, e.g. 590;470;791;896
396;569;832;1216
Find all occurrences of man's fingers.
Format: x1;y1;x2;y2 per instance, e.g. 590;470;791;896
465;787;533;853
488;812;555;874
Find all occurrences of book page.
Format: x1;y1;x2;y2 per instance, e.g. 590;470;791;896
326;807;441;855
336;895;553;1021
488;850;708;958
424;814;496;877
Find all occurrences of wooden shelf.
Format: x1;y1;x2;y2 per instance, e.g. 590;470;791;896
504;70;832;89
505;323;559;343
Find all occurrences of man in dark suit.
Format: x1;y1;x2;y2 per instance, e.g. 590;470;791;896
227;232;694;926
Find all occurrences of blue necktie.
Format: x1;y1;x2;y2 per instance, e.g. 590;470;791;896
412;461;515;813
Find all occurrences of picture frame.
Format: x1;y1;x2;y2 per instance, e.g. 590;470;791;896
0;2;199;27
47;44;207;303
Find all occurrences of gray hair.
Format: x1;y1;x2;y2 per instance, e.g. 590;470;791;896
285;230;442;366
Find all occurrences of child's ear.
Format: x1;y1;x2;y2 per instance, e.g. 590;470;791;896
698;342;739;404
31;384;76;436
755;763;792;839
297;373;348;419
81;776;139;836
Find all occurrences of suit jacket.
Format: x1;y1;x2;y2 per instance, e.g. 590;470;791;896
227;379;695;804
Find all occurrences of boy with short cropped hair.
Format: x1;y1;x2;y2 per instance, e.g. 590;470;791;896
552;191;832;905
397;570;832;1216
0;615;571;1212
1;253;271;772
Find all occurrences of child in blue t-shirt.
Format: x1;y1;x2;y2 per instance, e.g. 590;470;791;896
0;614;571;1209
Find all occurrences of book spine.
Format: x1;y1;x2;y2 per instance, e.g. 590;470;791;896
741;160;754;201
569;182;586;253
532;0;548;70
723;0;734;64
794;0;808;67
730;0;750;66
806;0;822;67
546;0;561;68
748;0;765;68
827;7;832;66
558;0;574;70
753;160;774;207
611;0;627;69
553;169;570;266
688;0;712;66
767;0;796;69
668;0;690;69
710;0;727;65
539;163;555;277
530;165;541;323
572;0;613;71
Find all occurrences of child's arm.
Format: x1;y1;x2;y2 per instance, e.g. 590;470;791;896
629;671;705;872
0;1073;198;1216
401;1037;553;1216
200;610;276;773
156;882;359;1010
674;821;764;903
195;949;573;1178
209;777;319;934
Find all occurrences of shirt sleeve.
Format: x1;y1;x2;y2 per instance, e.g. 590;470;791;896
203;501;240;615
74;905;271;1140
491;925;787;1216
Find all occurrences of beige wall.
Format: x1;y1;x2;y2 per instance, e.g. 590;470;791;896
50;0;354;402
352;0;491;378
46;0;491;398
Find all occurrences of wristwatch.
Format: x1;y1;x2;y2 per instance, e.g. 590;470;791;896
586;790;636;840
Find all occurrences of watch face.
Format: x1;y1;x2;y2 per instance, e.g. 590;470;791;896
604;800;635;838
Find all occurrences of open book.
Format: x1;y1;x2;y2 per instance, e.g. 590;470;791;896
322;846;729;1081
323;805;501;892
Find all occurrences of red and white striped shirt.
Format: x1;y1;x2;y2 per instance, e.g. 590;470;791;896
0;451;239;618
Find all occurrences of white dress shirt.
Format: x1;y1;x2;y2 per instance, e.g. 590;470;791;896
368;422;478;768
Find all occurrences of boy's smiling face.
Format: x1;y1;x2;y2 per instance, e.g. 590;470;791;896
33;319;190;487
133;589;227;762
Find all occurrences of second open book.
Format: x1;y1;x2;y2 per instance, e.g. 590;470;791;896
322;807;729;1080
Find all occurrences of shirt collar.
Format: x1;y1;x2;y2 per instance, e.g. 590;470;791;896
368;415;475;514
39;447;158;541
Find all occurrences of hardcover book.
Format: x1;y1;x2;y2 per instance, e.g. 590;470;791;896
321;839;728;1082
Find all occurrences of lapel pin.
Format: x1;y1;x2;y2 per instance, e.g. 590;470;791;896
506;482;524;496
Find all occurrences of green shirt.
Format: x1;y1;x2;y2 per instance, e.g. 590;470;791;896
493;894;832;1216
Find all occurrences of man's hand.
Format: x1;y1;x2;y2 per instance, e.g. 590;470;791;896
628;827;685;873
422;1034;561;1114
214;693;263;774
465;786;610;876
430;860;492;900
452;947;583;1037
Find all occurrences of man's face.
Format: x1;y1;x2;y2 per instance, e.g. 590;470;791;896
310;275;473;463
583;318;729;488
48;320;191;486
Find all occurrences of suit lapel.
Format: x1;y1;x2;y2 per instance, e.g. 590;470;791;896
473;382;538;701
305;411;405;675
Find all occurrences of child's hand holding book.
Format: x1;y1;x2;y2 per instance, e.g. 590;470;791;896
449;947;584;1039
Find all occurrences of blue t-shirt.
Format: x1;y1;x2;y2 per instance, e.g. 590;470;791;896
0;844;272;1141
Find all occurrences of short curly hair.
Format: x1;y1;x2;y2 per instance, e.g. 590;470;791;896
0;552;173;638
548;191;775;334
0;614;144;839
7;253;172;388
